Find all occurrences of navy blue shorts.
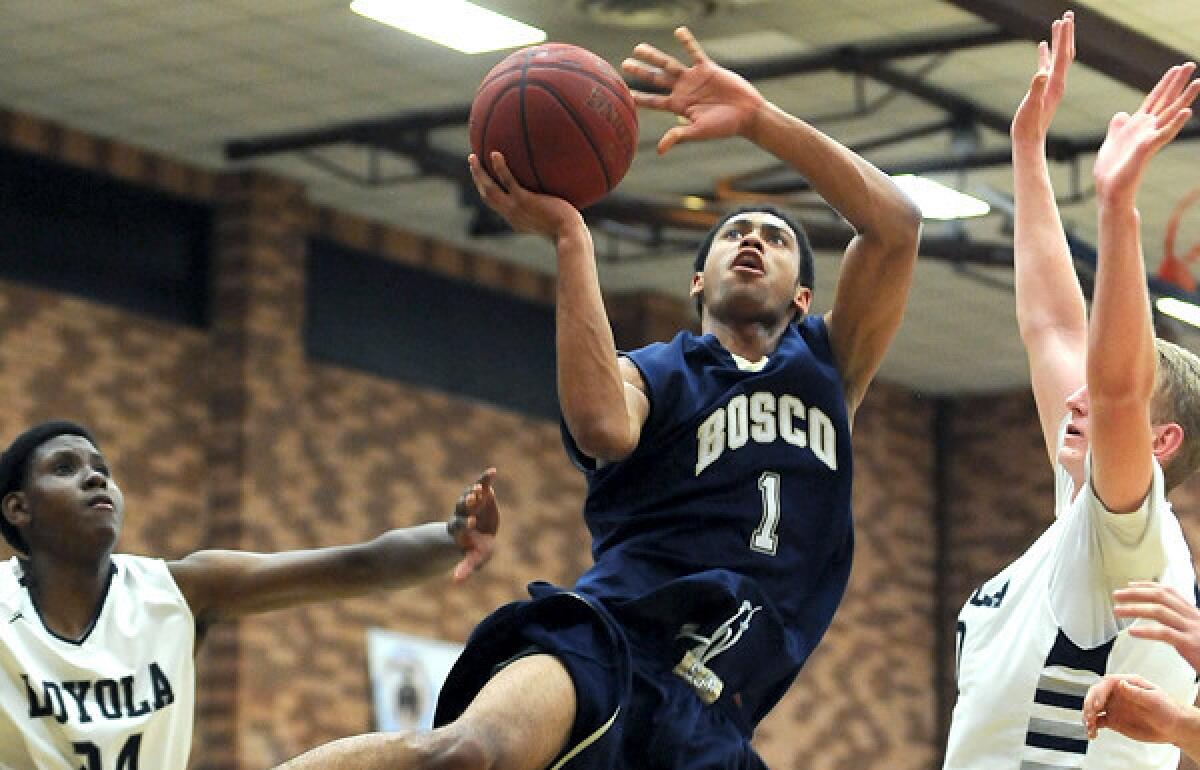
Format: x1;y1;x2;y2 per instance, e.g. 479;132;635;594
433;582;768;770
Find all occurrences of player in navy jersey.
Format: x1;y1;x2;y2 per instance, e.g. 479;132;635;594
274;26;920;770
942;13;1200;770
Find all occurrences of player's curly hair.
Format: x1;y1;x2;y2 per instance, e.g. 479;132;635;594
691;204;814;318
0;420;98;554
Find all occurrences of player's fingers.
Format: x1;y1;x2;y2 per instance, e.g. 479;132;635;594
1115;582;1193;613
630;89;672;112
1128;623;1187;651
1162;79;1200;126
1037;41;1050;74
477;466;497;489
489;152;528;196
1153;64;1196;116
674;26;709;64
630;42;685;78
1027;70;1049;101
1063;11;1075;61
1051;21;1072;79
1116;599;1188;629
1154;106;1193;147
1123;675;1157;690
657;124;697;155
467;154;497;196
621;58;674;89
1141;65;1181;114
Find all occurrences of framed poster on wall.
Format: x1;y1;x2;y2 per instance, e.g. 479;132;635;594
366;628;464;732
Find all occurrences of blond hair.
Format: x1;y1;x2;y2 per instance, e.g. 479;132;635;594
1151;338;1200;490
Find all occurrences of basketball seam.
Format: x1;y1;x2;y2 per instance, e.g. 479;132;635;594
481;63;634;123
523;70;638;138
518;53;548;194
477;81;520;183
528;82;613;194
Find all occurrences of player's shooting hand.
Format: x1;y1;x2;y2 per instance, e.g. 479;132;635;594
1084;673;1183;743
447;467;499;583
1093;62;1200;202
622;26;766;154
1113;581;1200;669
1011;11;1074;147
468;152;584;241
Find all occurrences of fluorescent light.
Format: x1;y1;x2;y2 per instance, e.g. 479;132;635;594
1156;296;1200;328
681;196;708;210
890;174;991;220
350;0;546;54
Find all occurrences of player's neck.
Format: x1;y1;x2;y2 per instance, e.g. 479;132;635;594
20;553;114;639
704;316;789;362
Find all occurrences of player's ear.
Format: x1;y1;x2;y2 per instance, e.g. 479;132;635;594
1152;422;1184;467
2;491;29;529
793;286;812;315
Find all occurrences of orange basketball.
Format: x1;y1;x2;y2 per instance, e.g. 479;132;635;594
469;43;638;209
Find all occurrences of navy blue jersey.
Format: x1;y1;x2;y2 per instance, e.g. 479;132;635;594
564;316;854;726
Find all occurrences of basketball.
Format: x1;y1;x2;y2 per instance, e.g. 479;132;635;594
469;43;638;209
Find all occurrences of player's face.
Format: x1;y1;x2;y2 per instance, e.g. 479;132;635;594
692;212;811;323
1060;384;1089;482
17;435;124;558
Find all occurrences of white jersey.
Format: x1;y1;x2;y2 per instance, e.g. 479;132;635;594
943;422;1198;770
0;554;196;770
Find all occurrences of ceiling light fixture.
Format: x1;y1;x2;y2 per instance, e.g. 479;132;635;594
351;0;547;54
889;174;991;221
1155;296;1200;328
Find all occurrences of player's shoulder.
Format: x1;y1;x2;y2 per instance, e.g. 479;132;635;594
0;557;21;614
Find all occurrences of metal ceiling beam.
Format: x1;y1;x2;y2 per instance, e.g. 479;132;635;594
715;24;1013;82
728;120;1200;195
225;105;470;160
224;24;1012;163
944;0;1194;93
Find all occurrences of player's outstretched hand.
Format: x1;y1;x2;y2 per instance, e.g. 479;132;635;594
1011;11;1074;147
447;467;499;583
1113;581;1200;669
468;152;584;241
622;26;766;155
1084;673;1182;742
1093;61;1200;202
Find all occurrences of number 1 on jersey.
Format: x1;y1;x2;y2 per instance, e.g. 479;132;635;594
750;471;781;555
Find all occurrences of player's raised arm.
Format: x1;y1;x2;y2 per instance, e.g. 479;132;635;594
1010;12;1088;465
170;468;499;628
624;27;921;415
1089;64;1200;512
467;153;648;463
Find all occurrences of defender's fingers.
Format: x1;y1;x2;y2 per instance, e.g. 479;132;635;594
631;89;672;112
1051;21;1073;78
1062;11;1075;61
1155;64;1198;114
1115;583;1195;614
622;58;675;89
1115;599;1188;628
1141;65;1181;114
1037;41;1050;73
631;42;685;77
674;26;709;64
1153;107;1194;149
